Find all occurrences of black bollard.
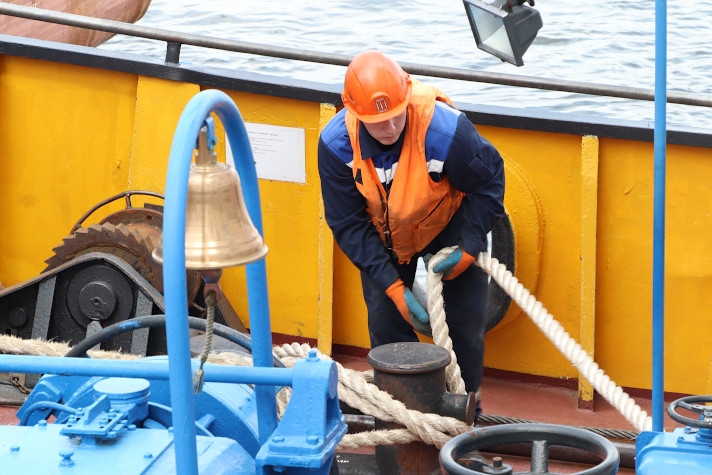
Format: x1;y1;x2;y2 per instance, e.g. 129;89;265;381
367;342;476;474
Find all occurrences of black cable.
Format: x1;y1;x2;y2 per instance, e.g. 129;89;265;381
65;314;286;368
478;413;639;441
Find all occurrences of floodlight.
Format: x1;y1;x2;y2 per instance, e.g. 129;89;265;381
463;0;542;66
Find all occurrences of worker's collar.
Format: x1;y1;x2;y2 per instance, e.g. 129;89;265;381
358;122;405;158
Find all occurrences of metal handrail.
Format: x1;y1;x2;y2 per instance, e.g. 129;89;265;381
1;2;711;108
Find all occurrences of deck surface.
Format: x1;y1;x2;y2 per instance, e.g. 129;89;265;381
333;353;687;474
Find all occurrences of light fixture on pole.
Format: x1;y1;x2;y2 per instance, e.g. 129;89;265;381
462;0;542;67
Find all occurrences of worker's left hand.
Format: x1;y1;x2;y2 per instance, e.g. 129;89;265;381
385;279;432;336
431;247;475;281
404;289;432;336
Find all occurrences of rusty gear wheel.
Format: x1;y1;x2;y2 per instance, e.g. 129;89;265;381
44;222;203;314
42;191;247;333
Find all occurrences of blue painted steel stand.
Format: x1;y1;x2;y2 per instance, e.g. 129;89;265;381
161;89;279;474
651;0;666;434
632;1;712;472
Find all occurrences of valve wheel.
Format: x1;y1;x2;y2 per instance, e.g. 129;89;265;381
667;395;712;428
439;423;619;475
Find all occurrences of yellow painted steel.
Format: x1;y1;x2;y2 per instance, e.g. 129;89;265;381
595;139;712;395
129;76;200;191
217;90;329;347
479;126;586;379
0;56;137;283
578;135;599;407
4;52;712;397
316;104;337;356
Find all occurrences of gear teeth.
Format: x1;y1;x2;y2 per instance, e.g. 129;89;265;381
48;226;90;257
142;234;158;251
41;218;200;310
45;229;86;268
44;223;148;271
121;223;157;252
89;222;119;237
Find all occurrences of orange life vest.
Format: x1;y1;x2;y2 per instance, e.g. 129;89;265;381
345;81;464;264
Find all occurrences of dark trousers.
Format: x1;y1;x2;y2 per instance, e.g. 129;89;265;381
361;250;488;418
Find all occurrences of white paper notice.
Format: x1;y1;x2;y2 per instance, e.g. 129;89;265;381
226;122;306;184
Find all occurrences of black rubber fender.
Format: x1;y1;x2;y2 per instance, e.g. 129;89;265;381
484;212;515;332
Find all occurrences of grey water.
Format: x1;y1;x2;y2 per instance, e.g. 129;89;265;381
100;0;712;131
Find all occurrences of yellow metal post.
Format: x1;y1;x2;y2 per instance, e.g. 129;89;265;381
578;135;599;409
317;104;337;356
129;77;200;190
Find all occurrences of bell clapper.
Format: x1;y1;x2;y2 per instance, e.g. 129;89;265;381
201;268;223;302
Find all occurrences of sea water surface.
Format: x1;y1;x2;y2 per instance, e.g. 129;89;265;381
100;0;712;130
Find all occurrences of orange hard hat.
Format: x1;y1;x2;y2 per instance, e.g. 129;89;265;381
341;50;412;123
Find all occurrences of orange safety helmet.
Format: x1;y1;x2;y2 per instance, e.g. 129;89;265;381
341;50;412;123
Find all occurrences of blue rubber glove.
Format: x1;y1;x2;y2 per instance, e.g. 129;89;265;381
432;247;476;281
385;279;432;336
422;253;434;271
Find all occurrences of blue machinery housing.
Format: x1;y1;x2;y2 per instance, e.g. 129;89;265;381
0;90;347;474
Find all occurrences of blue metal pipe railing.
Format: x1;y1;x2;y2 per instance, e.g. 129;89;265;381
161;105;199;472
651;0;667;432
0;355;294;386
162;89;278;474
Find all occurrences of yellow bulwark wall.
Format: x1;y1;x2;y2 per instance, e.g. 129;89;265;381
2;51;712;398
0;54;333;353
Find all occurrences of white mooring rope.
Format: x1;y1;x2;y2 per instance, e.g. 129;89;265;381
474;250;653;432
424;250;467;395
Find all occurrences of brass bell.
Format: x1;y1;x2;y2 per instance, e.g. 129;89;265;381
153;126;268;269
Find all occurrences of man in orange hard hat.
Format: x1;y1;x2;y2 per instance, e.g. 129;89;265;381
318;50;505;420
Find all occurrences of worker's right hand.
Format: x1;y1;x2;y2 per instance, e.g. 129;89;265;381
385;279;432;336
432;247;475;281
